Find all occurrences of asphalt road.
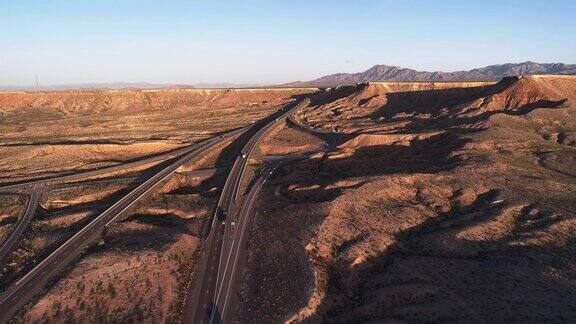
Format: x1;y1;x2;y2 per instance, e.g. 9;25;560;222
211;162;279;324
0;137;225;193
0;191;40;264
185;99;310;324
0;128;245;323
0;127;245;274
287;107;334;135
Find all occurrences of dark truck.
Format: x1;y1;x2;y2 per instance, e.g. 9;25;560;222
216;207;227;221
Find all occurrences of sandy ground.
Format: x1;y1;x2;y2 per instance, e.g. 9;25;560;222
0;181;136;291
237;76;576;323
0;88;315;183
0;194;25;246
0;87;313;321
7;152;224;322
259;122;325;156
18;221;199;323
4;77;576;322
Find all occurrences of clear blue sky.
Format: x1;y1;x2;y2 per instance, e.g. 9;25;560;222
1;0;575;86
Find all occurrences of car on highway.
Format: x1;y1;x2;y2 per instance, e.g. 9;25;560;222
217;207;227;220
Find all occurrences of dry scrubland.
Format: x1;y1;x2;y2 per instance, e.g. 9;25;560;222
0;88;314;322
13;154;228;323
0;182;135;292
0;88;314;183
0;194;25;244
2;77;576;323
238;76;576;323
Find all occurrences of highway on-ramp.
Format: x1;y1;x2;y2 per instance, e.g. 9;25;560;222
185;98;310;324
0;139;218;193
0;128;245;323
0;191;40;264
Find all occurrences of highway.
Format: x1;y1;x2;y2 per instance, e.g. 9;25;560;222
185;98;310;324
0;128;245;272
211;162;281;324
0;128;245;323
0;136;230;193
0;191;40;264
287;106;334;135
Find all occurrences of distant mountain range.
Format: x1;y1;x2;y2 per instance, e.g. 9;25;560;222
0;82;264;92
286;61;576;87
3;62;575;91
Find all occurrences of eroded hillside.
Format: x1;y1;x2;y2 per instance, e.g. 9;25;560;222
2;77;575;322
239;76;576;323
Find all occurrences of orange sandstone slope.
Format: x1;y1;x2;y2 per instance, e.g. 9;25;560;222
238;75;576;323
294;76;575;134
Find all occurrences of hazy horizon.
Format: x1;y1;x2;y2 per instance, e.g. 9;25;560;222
1;0;575;86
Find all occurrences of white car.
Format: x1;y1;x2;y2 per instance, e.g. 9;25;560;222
241;153;247;159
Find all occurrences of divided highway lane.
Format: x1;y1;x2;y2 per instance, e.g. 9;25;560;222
0;137;225;193
0;191;40;264
212;162;281;324
0;129;245;323
186;98;310;324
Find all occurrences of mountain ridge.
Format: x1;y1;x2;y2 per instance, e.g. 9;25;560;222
286;61;576;87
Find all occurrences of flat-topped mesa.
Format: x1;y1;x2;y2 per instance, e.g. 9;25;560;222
0;87;318;113
295;75;576;134
366;80;496;87
485;74;576;110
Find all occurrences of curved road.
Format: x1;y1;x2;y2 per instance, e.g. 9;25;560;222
0;128;245;270
0;133;242;193
0;191;40;264
185;98;310;324
0;128;245;322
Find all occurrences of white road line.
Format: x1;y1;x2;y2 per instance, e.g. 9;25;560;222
208;112;296;323
0;132;245;318
221;181;261;317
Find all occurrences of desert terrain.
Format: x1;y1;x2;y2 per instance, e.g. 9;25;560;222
237;75;576;323
0;87;315;322
0;75;575;323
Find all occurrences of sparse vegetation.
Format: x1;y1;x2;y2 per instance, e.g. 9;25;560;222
238;77;576;323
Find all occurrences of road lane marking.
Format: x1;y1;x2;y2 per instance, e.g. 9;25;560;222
208;114;293;323
211;189;253;321
222;178;267;318
0;134;245;319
